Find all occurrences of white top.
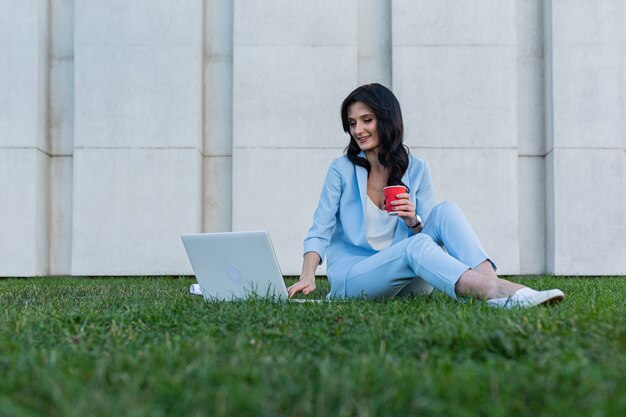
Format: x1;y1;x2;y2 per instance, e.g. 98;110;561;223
365;196;397;251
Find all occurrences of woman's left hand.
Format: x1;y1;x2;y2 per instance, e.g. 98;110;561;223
389;193;421;231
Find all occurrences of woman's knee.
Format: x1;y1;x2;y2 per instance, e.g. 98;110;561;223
429;200;462;223
434;200;460;216
403;234;436;264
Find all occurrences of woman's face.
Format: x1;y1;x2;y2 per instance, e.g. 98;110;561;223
347;101;380;153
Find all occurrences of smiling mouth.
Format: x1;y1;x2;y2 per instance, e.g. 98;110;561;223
357;136;370;142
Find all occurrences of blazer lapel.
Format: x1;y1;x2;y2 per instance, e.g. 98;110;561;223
354;152;372;248
400;168;410;193
392;161;412;242
356;164;368;216
356;151;369;214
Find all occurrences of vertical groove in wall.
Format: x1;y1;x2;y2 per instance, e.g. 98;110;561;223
39;0;51;275
623;0;626;272
200;0;208;232
543;0;555;273
44;0;52;157
543;2;554;155
203;0;233;232
357;0;391;87
516;0;547;274
48;0;75;275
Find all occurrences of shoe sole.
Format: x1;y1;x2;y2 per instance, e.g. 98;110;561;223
487;289;565;309
520;289;565;308
539;292;564;306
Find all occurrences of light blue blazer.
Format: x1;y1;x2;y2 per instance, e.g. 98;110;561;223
303;152;436;298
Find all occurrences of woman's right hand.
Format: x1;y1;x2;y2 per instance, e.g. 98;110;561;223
288;251;320;297
287;274;317;297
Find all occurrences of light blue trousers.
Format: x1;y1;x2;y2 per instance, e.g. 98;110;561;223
344;201;494;300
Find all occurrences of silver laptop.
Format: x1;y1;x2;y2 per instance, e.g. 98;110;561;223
181;231;317;302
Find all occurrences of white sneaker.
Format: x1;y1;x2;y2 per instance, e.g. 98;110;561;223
189;283;202;296
486;287;564;308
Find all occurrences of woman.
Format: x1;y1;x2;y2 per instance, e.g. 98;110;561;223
287;83;563;308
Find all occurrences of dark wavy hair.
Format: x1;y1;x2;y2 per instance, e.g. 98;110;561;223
340;83;410;188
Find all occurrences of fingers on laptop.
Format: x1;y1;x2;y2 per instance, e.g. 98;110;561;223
288;281;316;297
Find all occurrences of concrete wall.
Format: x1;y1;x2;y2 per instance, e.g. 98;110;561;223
393;0;520;273
0;0;624;277
0;0;49;276
544;0;626;275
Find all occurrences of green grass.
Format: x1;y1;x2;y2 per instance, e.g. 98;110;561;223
0;276;625;417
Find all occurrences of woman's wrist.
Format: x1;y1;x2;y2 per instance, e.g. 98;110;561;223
300;271;315;281
408;214;422;229
300;253;320;282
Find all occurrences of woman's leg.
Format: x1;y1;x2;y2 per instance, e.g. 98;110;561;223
422;201;526;298
422;201;494;271
344;236;542;305
344;200;563;305
344;200;530;300
475;260;497;278
345;233;468;299
454;269;524;299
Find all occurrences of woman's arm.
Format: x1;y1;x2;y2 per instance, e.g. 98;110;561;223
302;159;342;262
287;251;320;297
290;159;343;297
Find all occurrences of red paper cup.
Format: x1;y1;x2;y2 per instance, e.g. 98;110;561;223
383;185;407;215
